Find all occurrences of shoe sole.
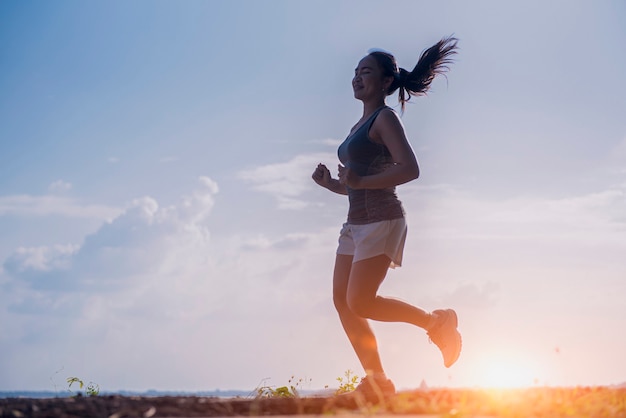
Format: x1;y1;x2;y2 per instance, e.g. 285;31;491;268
441;309;462;368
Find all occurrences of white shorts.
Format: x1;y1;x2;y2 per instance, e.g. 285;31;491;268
336;218;407;269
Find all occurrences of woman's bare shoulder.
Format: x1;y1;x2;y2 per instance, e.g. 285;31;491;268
372;107;405;138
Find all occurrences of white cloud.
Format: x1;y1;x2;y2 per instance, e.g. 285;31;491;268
238;152;336;210
403;181;626;242
312;138;343;147
442;281;500;310
0;195;120;220
47;180;72;193
4;244;78;274
389;181;626;316
3;176;219;292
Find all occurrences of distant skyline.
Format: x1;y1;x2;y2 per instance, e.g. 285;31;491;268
1;1;625;391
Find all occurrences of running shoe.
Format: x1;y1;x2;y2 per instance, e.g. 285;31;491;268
348;375;395;404
427;309;462;368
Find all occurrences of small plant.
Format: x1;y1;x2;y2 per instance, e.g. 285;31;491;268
67;376;100;396
255;376;311;398
335;369;361;395
49;366;65;394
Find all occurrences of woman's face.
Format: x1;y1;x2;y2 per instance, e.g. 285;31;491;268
352;55;390;101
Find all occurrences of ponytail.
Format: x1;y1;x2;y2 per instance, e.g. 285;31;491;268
369;35;458;112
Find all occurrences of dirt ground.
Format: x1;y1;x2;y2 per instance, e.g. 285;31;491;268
4;387;624;417
1;394;378;418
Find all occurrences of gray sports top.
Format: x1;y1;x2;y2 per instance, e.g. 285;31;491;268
337;106;404;225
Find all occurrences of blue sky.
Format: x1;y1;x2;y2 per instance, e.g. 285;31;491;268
1;0;625;391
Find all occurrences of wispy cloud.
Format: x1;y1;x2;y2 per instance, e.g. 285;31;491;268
47;180;72;193
402;181;626;241
237;152;336;210
4;244;78;275
0;195;120;220
312;138;343;147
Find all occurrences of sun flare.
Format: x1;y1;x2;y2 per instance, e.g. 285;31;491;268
478;354;539;389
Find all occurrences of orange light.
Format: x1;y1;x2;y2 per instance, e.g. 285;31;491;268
477;353;539;389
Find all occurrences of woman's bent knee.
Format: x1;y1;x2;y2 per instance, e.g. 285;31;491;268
347;294;374;318
333;292;350;313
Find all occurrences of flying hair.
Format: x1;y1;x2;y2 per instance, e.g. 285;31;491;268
368;35;459;112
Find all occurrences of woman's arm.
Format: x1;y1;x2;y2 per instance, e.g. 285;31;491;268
312;163;349;195
338;109;419;189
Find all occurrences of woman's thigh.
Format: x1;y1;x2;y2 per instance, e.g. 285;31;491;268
346;254;391;306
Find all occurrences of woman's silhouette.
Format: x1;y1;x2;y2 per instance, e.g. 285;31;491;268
312;36;462;402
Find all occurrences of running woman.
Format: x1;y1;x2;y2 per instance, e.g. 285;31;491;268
312;36;462;402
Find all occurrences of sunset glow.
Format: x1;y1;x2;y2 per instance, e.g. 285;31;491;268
475;354;539;389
